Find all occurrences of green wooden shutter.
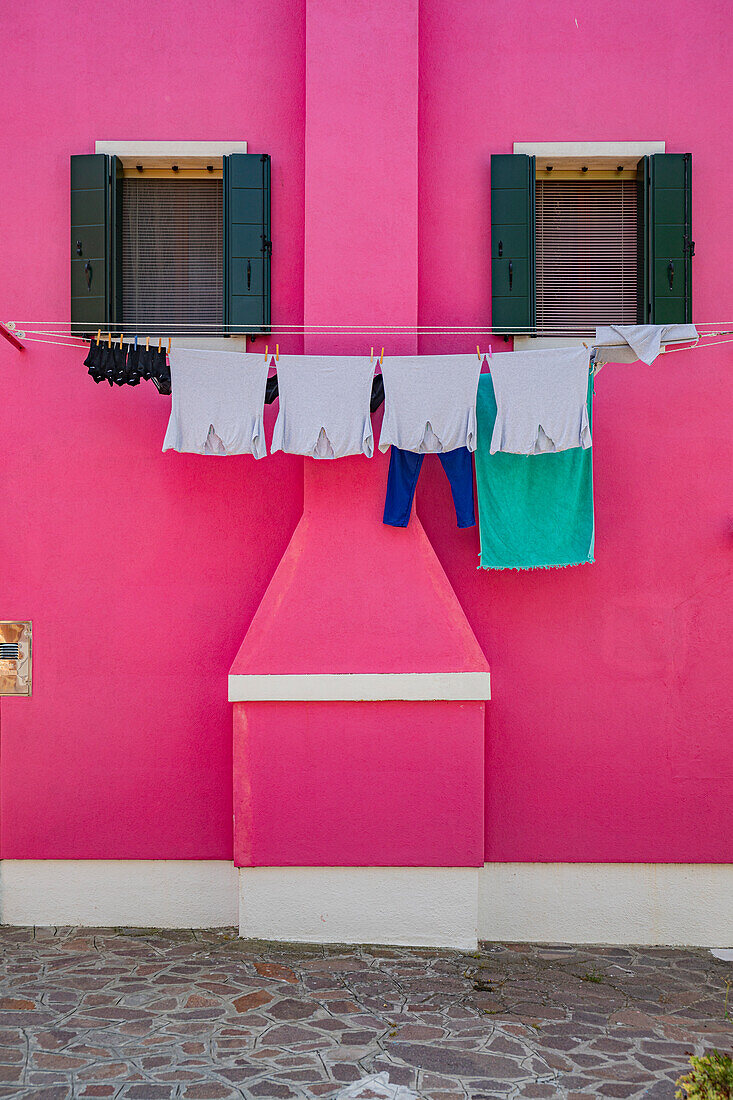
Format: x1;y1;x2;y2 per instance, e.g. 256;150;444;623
223;153;271;335
491;154;535;334
70;154;122;335
639;152;693;324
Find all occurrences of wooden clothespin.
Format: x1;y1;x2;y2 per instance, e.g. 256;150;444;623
370;346;374;364
477;345;481;360
107;332;111;348
119;333;124;350
167;337;171;354
96;329;101;345
379;347;384;365
146;335;150;351
264;344;268;362
158;337;162;352
275;344;279;362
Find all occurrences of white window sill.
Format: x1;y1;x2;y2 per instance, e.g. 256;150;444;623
513;336;591;351
170;336;250;351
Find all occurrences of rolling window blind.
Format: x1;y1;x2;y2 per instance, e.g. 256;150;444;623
535;178;638;336
122;178;223;330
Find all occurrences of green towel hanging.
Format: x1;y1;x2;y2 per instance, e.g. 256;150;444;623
475;373;595;571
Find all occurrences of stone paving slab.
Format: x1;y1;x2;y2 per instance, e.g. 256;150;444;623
0;928;730;1098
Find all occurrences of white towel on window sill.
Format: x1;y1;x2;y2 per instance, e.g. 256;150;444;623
594;324;699;365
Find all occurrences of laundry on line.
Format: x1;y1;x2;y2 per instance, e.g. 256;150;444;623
487;346;592;455
163;348;269;458
378;354;483;454
594;323;699;365
70;328;721;569
271;354;376;459
475;372;596;571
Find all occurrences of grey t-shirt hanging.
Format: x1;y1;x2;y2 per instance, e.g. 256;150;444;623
488;346;592;455
271;355;375;459
378;354;483;453
163;348;269;457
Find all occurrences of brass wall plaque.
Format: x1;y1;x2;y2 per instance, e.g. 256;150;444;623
0;622;32;696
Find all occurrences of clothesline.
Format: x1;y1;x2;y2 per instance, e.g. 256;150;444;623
10;332;733;355
7;321;733;333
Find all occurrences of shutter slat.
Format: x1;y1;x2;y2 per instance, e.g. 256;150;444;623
536;178;638;337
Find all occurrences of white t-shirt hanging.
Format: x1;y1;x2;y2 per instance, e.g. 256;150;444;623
378;354;483;453
163;348;268;457
271;355;375;459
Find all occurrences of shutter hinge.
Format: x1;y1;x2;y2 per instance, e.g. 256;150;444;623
261;235;272;257
684;236;695;258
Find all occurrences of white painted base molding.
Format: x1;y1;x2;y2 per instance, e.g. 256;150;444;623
1;861;731;949
0;860;239;928
238;867;479;950
478;863;733;947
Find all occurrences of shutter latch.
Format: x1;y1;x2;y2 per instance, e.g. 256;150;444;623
261;235;272;257
684;235;695;258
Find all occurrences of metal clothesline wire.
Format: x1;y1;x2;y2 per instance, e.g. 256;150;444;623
13;325;733;339
7;321;733;332
14;333;733;354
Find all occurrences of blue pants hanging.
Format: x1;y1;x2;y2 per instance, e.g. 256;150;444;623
383;446;476;528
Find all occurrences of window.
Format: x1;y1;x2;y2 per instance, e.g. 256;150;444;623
490;149;693;338
122;177;223;330
70;147;271;338
535;177;638;337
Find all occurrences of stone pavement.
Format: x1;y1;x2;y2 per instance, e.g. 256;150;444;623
0;928;730;1099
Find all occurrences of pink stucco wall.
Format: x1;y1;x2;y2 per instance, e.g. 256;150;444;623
1;0;731;862
416;0;733;862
